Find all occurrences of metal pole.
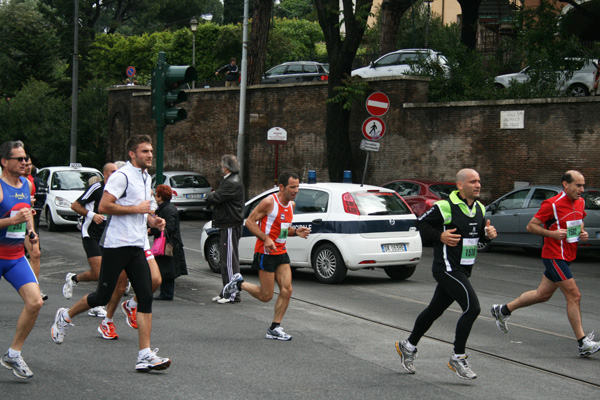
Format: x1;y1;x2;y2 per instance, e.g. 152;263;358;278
155;52;166;185
236;0;249;180
361;152;370;187
192;31;196;89
70;0;79;163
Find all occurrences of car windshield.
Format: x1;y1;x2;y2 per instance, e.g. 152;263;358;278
51;170;102;190
170;175;210;189
429;184;456;199
353;191;412;215
583;191;600;210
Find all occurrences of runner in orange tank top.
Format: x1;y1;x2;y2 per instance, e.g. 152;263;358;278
221;172;310;341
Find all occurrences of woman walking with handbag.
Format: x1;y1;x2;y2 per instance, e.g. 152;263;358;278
149;185;187;300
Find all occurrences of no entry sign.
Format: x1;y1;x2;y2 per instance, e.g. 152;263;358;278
365;92;390;116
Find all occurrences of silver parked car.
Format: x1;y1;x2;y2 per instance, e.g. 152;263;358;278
151;171;213;216
480;185;600;252
494;58;600;97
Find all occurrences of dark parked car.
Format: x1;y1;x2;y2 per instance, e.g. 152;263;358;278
382;179;456;217
480;185;600;252
261;61;329;84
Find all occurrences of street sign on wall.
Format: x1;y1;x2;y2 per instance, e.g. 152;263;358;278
362;117;386;141
365;92;390;116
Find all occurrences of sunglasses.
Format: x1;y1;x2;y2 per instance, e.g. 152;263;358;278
6;157;30;162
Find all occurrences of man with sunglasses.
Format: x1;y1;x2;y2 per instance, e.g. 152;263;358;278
0;141;43;380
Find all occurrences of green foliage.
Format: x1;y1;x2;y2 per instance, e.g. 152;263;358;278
265;18;326;68
0;0;63;96
275;0;318;21
327;75;369;110
0;79;70;167
76;79;110;169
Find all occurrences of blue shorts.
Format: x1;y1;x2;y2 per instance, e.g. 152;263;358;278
0;257;38;291
543;258;573;282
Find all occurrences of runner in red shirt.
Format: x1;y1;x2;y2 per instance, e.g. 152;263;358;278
492;170;600;357
222;172;310;341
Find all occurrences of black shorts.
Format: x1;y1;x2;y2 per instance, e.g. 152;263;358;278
82;237;103;258
251;253;291;273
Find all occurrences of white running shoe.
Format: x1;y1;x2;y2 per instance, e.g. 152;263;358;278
266;326;292;341
124;281;132;296
491;304;510;333
63;273;77;299
1;353;33;379
88;306;107;318
579;331;600;357
448;355;477;380
51;308;73;345
135;348;171;372
395;340;417;374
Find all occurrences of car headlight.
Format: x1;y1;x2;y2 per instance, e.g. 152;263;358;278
54;196;72;208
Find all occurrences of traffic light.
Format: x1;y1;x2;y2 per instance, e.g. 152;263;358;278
151;52;197;127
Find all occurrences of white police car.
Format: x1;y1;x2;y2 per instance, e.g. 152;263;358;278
200;182;422;283
37;164;103;231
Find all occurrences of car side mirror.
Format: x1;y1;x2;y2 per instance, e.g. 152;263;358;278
370;61;374;68
487;203;498;214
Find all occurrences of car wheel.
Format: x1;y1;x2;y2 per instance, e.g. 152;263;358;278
478;241;491;253
567;83;589;97
46;208;58;232
312;244;347;284
384;265;416;280
494;83;506;90
205;235;221;273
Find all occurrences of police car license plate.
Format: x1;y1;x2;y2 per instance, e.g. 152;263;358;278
381;243;407;252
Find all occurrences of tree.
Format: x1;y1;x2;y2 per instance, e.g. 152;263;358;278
0;0;63;96
378;0;412;56
247;0;274;85
457;0;482;50
313;0;373;182
275;0;318;21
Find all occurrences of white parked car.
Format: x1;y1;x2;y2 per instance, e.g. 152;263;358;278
351;48;449;79
37;164;103;231
200;182;422;284
494;58;600;97
151;171;213;216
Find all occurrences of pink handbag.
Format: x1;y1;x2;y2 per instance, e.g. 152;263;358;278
151;231;167;256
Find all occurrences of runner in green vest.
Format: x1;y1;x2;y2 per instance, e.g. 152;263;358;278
395;168;497;380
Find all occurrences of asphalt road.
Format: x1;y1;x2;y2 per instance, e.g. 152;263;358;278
2;215;600;399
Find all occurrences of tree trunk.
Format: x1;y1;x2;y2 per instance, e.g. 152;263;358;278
247;0;273;85
314;0;373;182
458;0;483;50
378;0;412;56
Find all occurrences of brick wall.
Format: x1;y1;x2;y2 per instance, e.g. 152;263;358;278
107;79;600;203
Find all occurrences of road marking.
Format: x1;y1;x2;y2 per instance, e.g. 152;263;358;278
349;285;574;340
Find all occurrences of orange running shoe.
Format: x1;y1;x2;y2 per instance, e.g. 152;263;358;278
97;321;119;340
121;300;138;329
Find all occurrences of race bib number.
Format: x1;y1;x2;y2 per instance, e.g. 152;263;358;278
276;222;291;243
566;219;583;243
461;238;479;265
6;210;26;239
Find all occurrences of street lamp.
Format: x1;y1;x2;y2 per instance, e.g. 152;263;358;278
424;0;434;48
190;17;199;88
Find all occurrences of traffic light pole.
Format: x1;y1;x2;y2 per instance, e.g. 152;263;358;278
154;52;167;186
